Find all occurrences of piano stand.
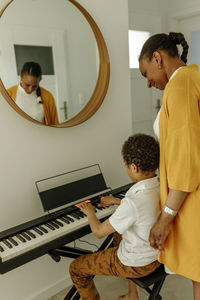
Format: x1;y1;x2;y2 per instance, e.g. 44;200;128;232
48;246;93;262
48;234;114;300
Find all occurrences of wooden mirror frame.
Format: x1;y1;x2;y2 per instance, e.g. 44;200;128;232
0;0;110;127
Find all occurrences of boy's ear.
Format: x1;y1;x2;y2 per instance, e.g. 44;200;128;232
130;163;139;173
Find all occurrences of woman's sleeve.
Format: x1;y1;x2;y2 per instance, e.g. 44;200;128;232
49;94;59;125
164;75;200;192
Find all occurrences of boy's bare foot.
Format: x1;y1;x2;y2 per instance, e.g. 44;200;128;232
118;280;139;300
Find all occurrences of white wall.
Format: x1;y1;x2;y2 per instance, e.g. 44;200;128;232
0;0;132;299
128;0;166;136
128;0;169;32
168;0;200;15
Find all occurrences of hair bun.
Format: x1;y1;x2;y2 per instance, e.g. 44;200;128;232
169;32;189;63
169;32;183;44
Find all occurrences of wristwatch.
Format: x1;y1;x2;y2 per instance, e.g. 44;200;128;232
163;205;178;216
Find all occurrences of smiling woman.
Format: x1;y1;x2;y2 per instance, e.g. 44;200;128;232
7;61;59;125
0;0;110;127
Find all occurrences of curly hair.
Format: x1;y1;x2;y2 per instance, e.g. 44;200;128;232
122;134;159;172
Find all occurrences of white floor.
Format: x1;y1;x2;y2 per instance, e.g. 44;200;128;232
47;273;193;300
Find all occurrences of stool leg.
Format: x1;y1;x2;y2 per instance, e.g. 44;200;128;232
63;285;77;300
148;278;165;300
71;291;80;300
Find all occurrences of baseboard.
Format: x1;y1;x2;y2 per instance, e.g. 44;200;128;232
28;274;72;300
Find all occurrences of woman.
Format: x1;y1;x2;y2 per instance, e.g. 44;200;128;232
7;61;59;125
139;32;200;299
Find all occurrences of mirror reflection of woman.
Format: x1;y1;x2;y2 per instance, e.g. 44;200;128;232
7;62;59;125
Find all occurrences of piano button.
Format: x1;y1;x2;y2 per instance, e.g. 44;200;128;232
2;239;13;249
33;227;44;235
50;221;60;229
8;237;18;246
38;225;48;234
45;223;55;231
64;215;75;222
16;234;26;243
54;220;64;227
60;217;70;224
26;230;36;239
21;232;31;241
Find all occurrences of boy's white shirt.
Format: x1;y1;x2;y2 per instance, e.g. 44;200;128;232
109;176;160;267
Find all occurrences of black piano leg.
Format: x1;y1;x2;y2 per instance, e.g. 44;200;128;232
61;234;114;300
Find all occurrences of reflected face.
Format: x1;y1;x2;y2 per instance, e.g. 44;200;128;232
139;56;168;90
20;74;41;94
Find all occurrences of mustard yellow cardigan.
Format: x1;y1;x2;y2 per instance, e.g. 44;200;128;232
7;85;59;125
159;64;200;281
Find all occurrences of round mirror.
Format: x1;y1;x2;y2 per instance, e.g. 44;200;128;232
0;0;110;127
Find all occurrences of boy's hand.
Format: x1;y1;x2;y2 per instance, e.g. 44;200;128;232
99;195;121;207
78;203;96;216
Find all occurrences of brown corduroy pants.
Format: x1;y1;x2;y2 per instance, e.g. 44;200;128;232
69;234;160;300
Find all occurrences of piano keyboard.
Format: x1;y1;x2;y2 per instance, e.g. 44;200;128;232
0;183;132;274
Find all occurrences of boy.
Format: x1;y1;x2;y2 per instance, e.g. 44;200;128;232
69;134;160;300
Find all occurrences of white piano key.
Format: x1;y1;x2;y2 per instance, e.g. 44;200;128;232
0;204;117;262
0;241;17;262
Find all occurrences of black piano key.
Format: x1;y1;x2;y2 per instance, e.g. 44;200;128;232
33;227;44;235
45;223;55;231
26;230;36;239
0;245;4;252
75;211;85;218
21;232;31;241
78;211;86;217
54;220;64;227
8;237;18;246
16;234;26;243
70;212;81;220
96;204;103;210
115;193;125;199
2;239;13;249
64;215;75;222
50;221;59;229
91;203;99;212
59;217;70;224
38;225;48;233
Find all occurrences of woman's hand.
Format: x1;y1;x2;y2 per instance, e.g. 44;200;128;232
99;194;121;207
149;189;188;251
149;218;171;251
